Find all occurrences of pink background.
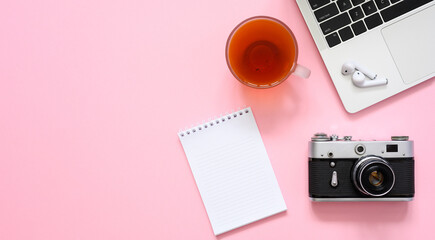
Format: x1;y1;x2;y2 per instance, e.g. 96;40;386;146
1;0;434;239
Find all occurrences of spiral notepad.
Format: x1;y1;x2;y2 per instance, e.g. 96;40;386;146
178;107;287;235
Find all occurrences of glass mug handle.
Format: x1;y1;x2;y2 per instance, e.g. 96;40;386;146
293;64;311;79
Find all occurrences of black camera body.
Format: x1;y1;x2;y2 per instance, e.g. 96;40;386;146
309;133;414;201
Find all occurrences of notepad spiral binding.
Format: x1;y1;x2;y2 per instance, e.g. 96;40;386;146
178;107;250;138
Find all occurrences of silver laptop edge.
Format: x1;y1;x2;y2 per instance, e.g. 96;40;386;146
296;0;435;113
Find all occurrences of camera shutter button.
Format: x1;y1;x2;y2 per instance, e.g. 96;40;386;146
331;171;338;187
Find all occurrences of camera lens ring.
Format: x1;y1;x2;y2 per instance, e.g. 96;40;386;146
352;156;396;197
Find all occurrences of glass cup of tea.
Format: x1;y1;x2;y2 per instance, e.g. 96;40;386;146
226;16;310;88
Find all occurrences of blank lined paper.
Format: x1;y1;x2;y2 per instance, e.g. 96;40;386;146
178;107;287;235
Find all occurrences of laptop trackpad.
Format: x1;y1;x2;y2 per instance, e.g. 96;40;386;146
382;5;435;84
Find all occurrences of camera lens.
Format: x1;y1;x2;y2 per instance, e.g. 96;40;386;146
352;156;395;197
369;171;384;186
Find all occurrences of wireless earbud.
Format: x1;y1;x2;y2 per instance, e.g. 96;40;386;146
352;71;388;88
342;61;377;80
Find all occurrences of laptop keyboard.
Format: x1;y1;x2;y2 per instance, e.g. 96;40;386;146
308;0;433;48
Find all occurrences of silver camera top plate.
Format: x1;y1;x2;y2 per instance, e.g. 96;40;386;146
309;133;414;159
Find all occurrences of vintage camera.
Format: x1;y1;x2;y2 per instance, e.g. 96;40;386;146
309;133;414;201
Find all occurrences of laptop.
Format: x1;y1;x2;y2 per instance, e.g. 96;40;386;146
296;0;435;113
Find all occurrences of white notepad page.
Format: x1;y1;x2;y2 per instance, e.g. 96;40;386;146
178;107;287;235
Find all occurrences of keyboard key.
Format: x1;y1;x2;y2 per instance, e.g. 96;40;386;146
339;26;354;41
364;13;383;29
351;0;366;6
325;32;341;47
349;6;365;21
351;20;367;35
362;1;377;15
309;0;331;10
375;0;390;10
337;0;352;11
314;3;340;22
381;0;433;22
320;12;352;35
391;0;401;3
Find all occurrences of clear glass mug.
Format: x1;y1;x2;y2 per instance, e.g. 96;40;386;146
226;16;310;89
